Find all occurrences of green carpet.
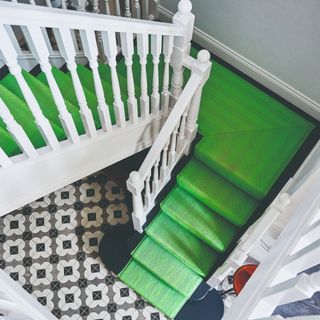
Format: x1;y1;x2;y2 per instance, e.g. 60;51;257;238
118;47;315;318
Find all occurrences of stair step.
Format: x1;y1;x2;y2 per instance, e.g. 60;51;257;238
0;82;64;150
177;159;258;226
146;212;218;277
119;259;186;319
0;127;20;157
161;186;238;252
36;66;102;129
195;128;312;200
132;236;202;297
0;70;83;137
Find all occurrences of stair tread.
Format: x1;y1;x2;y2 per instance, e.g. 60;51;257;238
0;70;83;137
0;82;64;152
195;128;312;199
178;158;258;226
146;212;218;277
161;186;238;252
119;259;187;319
36;66;102;128
132;236;202;297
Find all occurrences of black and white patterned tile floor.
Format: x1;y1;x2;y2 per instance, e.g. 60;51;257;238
0;170;167;320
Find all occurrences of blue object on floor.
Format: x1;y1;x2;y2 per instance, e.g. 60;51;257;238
175;283;224;320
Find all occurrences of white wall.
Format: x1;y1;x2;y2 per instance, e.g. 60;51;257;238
160;0;320;119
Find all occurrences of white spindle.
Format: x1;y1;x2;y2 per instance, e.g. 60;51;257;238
177;108;188;153
61;0;67;9
144;173;152;209
92;0;99;13
161;35;174;115
142;0;149;19
151;34;162;115
0;149;12;168
0;98;37;159
22;26;80;144
102;31;126;127
160;139;170;183
152;157;160;195
137;33;150;120
45;0;53;7
54;27;98;137
104;0;110;14
0;24;60;151
168;123;179;168
133;0;141;19
114;0;121;16
124;0;131;17
29;0;36;5
120;32;138;124
127;171;145;233
80;29;113;132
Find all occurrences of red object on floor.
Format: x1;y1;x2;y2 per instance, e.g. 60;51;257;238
233;264;258;295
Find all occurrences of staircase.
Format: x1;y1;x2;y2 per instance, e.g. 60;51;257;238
0;0;319;319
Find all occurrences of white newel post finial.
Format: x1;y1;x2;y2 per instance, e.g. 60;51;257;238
127;171;145;233
185;49;211;154
170;0;194;106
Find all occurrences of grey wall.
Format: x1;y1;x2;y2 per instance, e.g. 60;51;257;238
161;0;320;105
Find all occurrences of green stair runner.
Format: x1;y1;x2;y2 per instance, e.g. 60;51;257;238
119;47;315;318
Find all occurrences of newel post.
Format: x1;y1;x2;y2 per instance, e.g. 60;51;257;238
127;171;145;233
170;0;194;106
185;50;211;154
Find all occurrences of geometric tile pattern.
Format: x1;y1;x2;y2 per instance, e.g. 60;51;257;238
0;170;167;320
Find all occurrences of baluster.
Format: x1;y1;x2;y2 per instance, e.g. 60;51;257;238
144;174;152;209
29;0;36;5
22;26;80;143
177;107;188;153
171;0;194;106
127;171;145;233
168;123;179;168
160;139;170;183
45;0;53;7
79;29;113;132
142;0;149;19
120;32;138;124
104;0;111;14
133;0;141;19
53;27;97;137
152;157;160;196
0;98;37;159
137;33;149;120
151;34;162;115
124;0;132;17
161;35;174;116
101;31;126;127
0;25;60;151
0;148;11;168
61;0;67;9
114;0;121;16
92;0;99;13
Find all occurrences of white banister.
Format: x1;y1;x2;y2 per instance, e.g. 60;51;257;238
0;24;60;152
127;48;212;232
137;33;150;120
0;149;12;168
223;168;320;320
79;29;113;132
0;98;37;159
102;31;126;127
53;27;98;137
120;32;139;124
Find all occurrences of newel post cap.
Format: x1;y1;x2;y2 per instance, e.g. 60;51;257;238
127;171;144;195
178;0;192;14
197;50;211;64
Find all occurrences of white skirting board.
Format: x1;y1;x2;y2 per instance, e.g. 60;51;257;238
0;119;156;217
158;5;320;121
